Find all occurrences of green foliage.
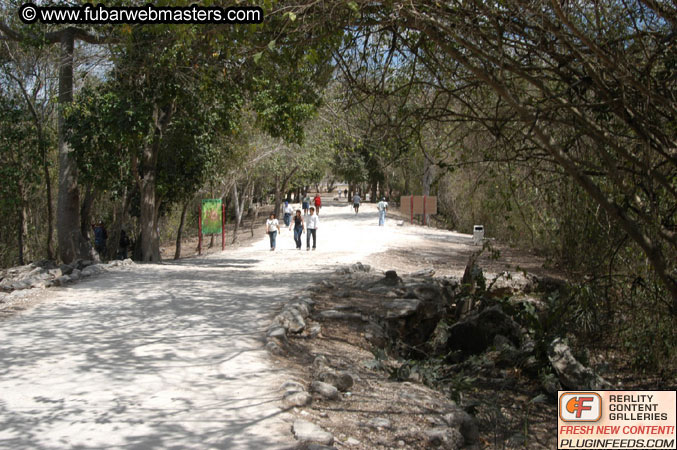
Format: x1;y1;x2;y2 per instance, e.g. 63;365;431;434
0;90;41;265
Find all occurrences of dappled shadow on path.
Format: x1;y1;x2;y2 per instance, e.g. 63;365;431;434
0;254;317;449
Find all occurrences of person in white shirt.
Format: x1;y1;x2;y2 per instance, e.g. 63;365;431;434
377;197;388;226
265;213;280;251
305;207;319;250
282;201;293;227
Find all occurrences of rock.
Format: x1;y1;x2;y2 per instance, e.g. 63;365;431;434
274;308;306;333
344;437;361;446
280;380;305;394
82;264;105;277
59;264;74;275
364;417;392;429
407;268;436;278
284;391;312;407
312;355;329;371
308;324;322;338
383;270;402;286
364;322;387;348
74;259;94;270
48;268;62;278
317;371;354;392
289;301;311;318
383;299;421;319
292;420;334;445
548;338;612;390
311;381;339;400
267;326;287;341
318;310;363;321
54;275;71;286
266;341;286;355
69;269;81;281
443;408;479;444
122;258;134;265
424;427;464;449
446;305;523;356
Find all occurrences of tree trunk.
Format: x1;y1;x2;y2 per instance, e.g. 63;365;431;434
56;30;89;264
139;101;174;262
274;174;282;218
422;157;433;225
16;183;25;265
231;183;241;244
174;198;190;260
42;132;54;261
80;185;95;240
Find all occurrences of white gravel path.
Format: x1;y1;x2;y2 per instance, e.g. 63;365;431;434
0;201;474;449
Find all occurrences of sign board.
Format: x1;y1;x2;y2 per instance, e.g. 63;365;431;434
400;196;437;215
201;199;223;235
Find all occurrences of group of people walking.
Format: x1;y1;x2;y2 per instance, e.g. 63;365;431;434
266;205;319;251
265;192;389;251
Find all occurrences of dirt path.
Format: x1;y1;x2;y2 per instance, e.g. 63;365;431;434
0;200;540;449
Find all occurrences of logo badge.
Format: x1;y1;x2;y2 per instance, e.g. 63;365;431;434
559;392;602;422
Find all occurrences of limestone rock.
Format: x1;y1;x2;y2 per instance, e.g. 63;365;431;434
407;268;436;278
548;338;612;390
364;417;392;429
443;408;479;444
318;310;363;321
274;308;306;333
383;299;421;319
292;420;334;445
424;427;464;449
54;275;71;286
317;371;354;392
311;381;339;400
82;264;105;277
284;391;312;407
446;305;522;356
69;269;81;281
308;324;322;338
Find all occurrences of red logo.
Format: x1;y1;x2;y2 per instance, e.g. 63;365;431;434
559;392;602;422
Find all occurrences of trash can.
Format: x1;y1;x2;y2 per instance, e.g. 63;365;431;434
473;225;484;245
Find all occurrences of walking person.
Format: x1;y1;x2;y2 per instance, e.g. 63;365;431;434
344;188;348;200
282;201;293;227
302;194;310;216
266;213;280;251
290;209;305;249
352;193;361;214
313;194;322;215
377;197;388;226
306;206;319;250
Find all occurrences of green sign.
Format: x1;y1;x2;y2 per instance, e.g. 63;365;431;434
201;199;222;235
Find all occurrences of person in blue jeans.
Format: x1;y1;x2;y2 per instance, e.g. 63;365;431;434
289;209;305;249
265;213;280;251
306;207;319;250
282;201;293;227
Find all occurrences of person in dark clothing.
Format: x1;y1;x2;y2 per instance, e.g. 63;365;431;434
118;229;130;259
92;221;107;256
289;210;305;249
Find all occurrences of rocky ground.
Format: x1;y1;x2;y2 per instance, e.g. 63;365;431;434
266;259;619;449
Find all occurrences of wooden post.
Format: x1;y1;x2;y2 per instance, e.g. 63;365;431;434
221;202;225;251
410;195;414;224
198;207;202;255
